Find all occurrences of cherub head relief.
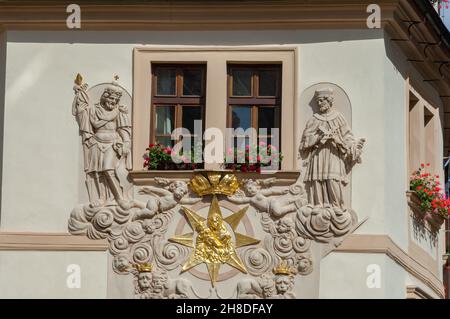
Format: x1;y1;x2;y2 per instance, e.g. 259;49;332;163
276;216;295;234
168;180;189;200
242;179;260;197
113;254;131;273
142;219;158;234
295;253;314;275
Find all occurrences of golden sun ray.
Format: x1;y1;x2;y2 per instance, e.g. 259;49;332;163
223;206;248;230
169;194;260;287
234;232;261;248
181;206;205;229
206;263;221;287
225;251;247;274
169;232;194;248
209;195;223;219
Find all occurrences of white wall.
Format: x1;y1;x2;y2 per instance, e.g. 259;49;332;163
319;252;406;298
0;31;6;227
0;250;108;298
1;36;135;232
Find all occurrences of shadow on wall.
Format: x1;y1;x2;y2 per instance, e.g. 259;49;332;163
383;34;442;107
0;32;6;226
5;29;384;45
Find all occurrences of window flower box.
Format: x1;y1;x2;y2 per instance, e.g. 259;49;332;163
223;142;283;173
408;163;449;231
143;143;204;171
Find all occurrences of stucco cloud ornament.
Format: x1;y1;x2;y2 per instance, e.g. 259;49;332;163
257;211;313;277
241;247;274;276
295;205;357;243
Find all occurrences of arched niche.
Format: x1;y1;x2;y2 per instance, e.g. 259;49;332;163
298;82;353;207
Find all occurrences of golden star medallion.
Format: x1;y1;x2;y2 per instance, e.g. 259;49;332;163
169;195;260;287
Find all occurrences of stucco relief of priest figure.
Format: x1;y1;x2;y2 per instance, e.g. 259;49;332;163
72;75;132;209
299;88;365;208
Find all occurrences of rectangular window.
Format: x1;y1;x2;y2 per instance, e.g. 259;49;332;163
227;64;281;148
408;88;437;175
151;64;206;147
408;90;421;173
133;48;295;171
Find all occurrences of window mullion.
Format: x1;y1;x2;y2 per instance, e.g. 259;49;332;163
253;71;259;97
252;105;258;146
150;104;155;144
176;68;181;97
176;104;182;144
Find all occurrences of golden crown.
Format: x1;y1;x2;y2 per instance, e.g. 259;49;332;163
189;172;240;197
273;261;294;276
135;263;153;273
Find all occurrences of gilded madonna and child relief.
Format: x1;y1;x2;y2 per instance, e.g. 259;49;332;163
68;76;365;299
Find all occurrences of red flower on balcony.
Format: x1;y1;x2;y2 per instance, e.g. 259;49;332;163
410;164;449;219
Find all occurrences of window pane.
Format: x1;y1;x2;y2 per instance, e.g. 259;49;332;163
258;136;272;146
232;69;252;96
155;68;176;95
155;106;174;135
234;137;250;151
182;106;202;134
258;107;278;130
155;136;173;147
231;106;252;130
183;69;202;96
258;70;278;96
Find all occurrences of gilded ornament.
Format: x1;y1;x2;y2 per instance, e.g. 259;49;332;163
169;195;259;287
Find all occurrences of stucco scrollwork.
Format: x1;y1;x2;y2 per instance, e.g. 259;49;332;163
153;237;191;271
241;247;274;276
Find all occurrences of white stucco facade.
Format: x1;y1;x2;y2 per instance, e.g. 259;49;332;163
0;28;445;298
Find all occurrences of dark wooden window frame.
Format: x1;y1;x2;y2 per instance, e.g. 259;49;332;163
150;63;206;145
227;64;282;146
